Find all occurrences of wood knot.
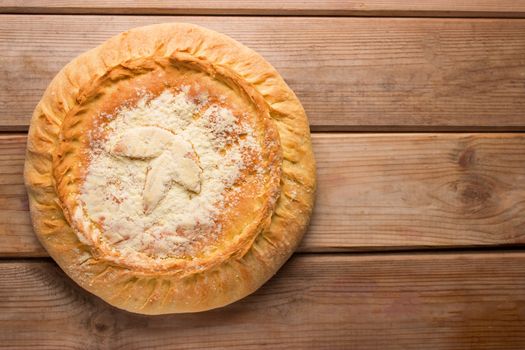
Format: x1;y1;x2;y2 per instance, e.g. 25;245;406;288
458;147;476;168
89;310;116;337
451;175;493;209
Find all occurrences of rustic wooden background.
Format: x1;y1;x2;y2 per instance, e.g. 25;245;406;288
1;1;525;349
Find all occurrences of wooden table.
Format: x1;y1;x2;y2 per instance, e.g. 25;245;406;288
1;1;525;349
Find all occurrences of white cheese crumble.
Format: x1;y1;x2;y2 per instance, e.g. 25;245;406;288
75;88;261;260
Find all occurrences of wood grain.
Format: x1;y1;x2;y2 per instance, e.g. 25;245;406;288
308;133;525;251
1;15;525;131
1;253;525;349
2;133;525;256
0;135;43;256
2;0;525;17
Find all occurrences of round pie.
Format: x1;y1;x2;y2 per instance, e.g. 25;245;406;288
24;23;316;314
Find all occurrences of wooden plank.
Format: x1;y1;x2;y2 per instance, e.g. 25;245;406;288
1;15;525;132
2;0;525;17
1;252;525;349
0;135;45;256
2;133;525;257
308;133;525;251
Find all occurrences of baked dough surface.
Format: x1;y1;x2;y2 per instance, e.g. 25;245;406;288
24;23;316;314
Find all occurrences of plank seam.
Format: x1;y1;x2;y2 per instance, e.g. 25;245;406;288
5;245;525;264
2;9;525;18
3;128;525;134
3;11;525;19
3;245;525;261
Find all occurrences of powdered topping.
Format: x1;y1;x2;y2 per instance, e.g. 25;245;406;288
74;88;264;264
111;127;202;213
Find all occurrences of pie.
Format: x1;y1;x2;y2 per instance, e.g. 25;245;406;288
24;23;316;314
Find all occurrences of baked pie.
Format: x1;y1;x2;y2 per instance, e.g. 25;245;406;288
24;23;316;314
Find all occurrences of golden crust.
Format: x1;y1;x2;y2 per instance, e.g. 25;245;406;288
24;23;316;314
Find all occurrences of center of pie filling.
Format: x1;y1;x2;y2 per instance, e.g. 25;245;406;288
76;87;266;262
